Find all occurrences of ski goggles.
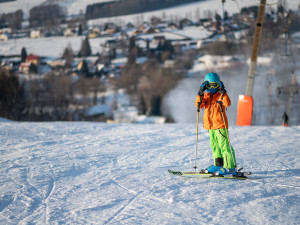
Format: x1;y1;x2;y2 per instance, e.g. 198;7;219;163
206;82;220;89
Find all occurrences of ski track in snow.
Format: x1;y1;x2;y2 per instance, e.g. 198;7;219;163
0;121;299;224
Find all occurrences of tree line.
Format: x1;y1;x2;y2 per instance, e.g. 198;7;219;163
0;3;66;29
29;4;66;28
0;0;15;3
86;0;205;20
0;67;106;121
0;9;23;29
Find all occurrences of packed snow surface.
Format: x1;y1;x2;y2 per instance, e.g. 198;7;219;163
0;121;299;224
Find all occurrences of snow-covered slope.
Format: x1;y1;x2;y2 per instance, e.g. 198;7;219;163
0;121;299;224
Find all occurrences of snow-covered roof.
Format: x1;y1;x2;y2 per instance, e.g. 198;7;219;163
169;26;213;40
138;32;190;42
135;115;166;124
85;104;110;117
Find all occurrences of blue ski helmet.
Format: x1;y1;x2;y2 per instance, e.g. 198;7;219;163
204;72;220;94
204;72;220;83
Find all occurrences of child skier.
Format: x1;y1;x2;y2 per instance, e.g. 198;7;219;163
195;72;237;176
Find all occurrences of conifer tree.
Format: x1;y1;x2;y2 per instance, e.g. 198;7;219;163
79;36;92;57
62;44;74;68
78;24;83;36
80;60;90;77
21;47;27;62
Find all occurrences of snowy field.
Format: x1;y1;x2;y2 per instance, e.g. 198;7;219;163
0;36;111;58
0;120;299;224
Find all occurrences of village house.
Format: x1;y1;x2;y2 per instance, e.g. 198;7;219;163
26;55;39;65
19;62;31;73
64;28;76;37
0;33;9;41
199;18;213;28
88;27;101;38
103;23;118;34
30;30;45;38
0;28;12;41
19;55;40;74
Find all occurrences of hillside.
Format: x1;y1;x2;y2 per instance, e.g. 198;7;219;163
1;0;299;18
0;121;299;224
85;0;206;20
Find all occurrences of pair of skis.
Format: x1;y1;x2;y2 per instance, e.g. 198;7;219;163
168;168;252;180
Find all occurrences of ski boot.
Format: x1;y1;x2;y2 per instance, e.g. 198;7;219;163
201;165;222;174
214;167;237;176
201;158;224;174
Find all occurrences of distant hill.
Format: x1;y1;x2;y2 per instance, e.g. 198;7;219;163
86;0;205;20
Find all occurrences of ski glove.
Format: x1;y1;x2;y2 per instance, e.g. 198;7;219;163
217;81;226;94
198;81;209;96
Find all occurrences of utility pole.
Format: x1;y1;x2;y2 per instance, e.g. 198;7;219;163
245;0;266;96
282;0;291;56
236;0;266;126
222;0;226;40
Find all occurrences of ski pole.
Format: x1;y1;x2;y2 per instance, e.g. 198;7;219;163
217;101;237;168
194;99;202;171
